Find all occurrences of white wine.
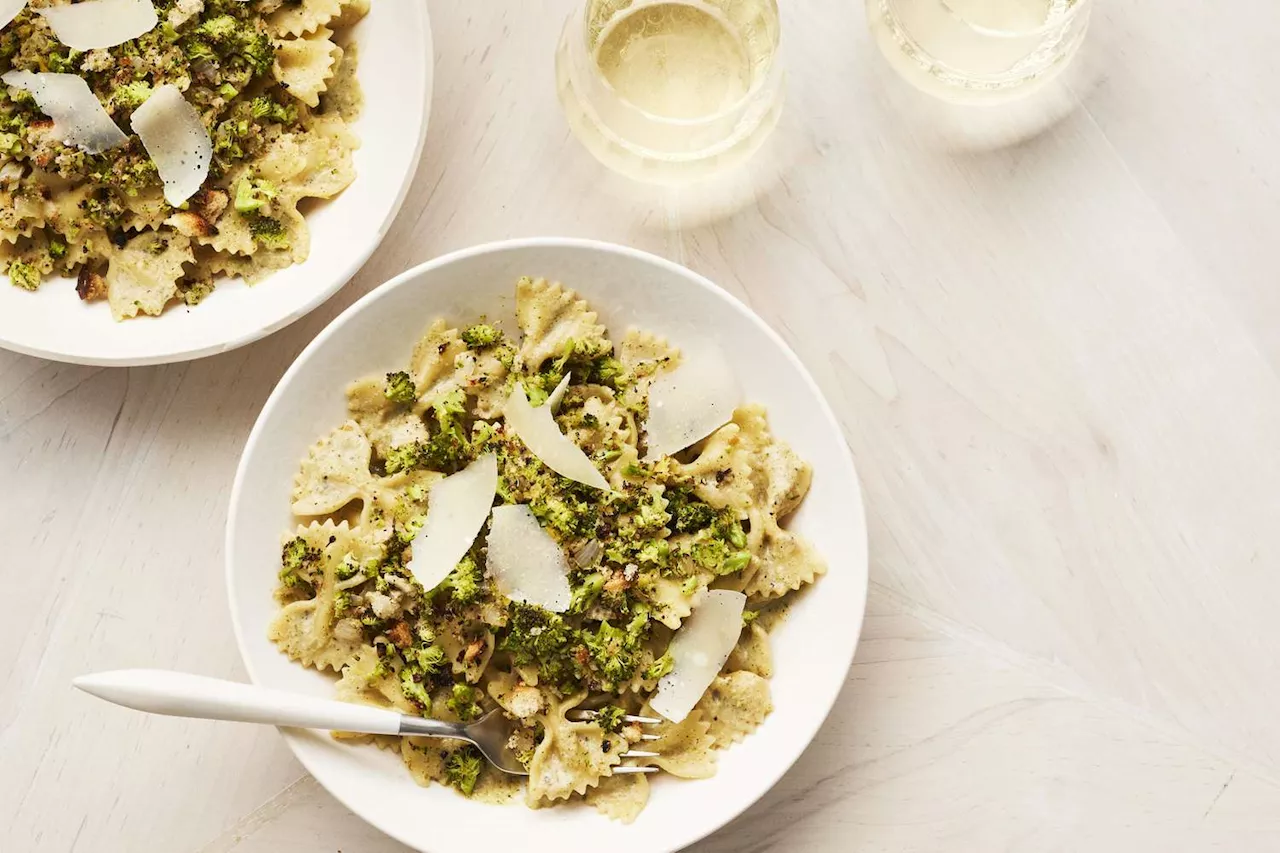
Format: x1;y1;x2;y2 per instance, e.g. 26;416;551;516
869;0;1090;103
944;0;1061;32
556;0;783;184
595;3;751;120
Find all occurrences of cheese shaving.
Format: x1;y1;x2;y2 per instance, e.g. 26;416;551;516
650;590;746;723
485;504;573;612
547;371;570;411
0;71;127;154
405;455;497;594
503;377;610;491
37;0;158;51
642;349;742;462
1;0;26;31
130;84;212;206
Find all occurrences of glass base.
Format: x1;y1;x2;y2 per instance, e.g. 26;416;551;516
867;0;1090;105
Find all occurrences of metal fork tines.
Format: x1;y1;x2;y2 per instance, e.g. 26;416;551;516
571;711;663;774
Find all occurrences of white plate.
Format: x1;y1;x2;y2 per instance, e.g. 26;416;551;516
226;238;868;853
0;2;432;366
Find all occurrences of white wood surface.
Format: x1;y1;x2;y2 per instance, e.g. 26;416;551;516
4;0;1280;850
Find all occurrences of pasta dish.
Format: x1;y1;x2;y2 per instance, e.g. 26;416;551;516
270;277;827;820
0;0;365;319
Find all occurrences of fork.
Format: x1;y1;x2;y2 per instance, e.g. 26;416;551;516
73;670;659;775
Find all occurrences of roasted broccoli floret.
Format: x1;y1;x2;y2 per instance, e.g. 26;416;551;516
583;620;641;685
460;323;502;348
439;555;484;605
433;388;467;424
332;555;357;583
594;705;625;732
196;14;239;43
181;280;215;306
446;683;483;722
6;261;42;292
670;497;716;533
531;492;599;540
237;30;275;77
406;643;447;675
279;536;319;590
46;48;80;74
635;539;671;570
399;668;432;708
382;430;470;475
445;746;483;796
683;535;749;576
247;214;288;250
524;381;550;408
186;14;274;78
250;95;296;125
587;355;625;389
500;604;582;692
234;177;277;213
718;516;748;549
427;391;473;472
632;490;671;533
720;551;752;575
383;371;417;405
643;652;674;681
568;572;605;614
111;81;153;111
382;443;422;475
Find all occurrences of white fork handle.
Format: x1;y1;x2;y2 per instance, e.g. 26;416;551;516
72;669;403;735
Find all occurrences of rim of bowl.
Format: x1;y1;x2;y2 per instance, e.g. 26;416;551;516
225;236;868;852
0;5;434;368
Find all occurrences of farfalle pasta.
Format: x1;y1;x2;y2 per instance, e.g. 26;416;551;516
269;277;826;818
0;0;367;319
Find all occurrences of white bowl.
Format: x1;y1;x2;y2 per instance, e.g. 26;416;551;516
226;238;868;853
0;1;432;366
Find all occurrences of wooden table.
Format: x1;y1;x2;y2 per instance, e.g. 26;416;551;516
5;1;1280;850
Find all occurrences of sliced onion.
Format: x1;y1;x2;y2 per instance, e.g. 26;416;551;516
1;0;26;31
1;71;127;154
503;377;610;491
404;455;497;594
642;349;742;462
130;84;211;206
650;589;746;723
37;0;158;51
485;504;573;612
572;538;602;568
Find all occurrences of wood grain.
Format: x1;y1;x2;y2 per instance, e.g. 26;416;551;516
3;0;1279;850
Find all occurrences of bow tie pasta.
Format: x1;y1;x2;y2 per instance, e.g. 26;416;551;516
270;277;828;817
0;0;367;319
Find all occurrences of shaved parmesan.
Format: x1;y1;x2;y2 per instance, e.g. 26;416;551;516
643;349;742;462
130;84;212;206
546;372;570;411
485;504;573;612
503;378;610;491
37;0;158;50
650;590;746;723
405;455;497;594
0;71;126;154
1;0;25;31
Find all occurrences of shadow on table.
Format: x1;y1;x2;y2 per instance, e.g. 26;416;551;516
876;22;1111;155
